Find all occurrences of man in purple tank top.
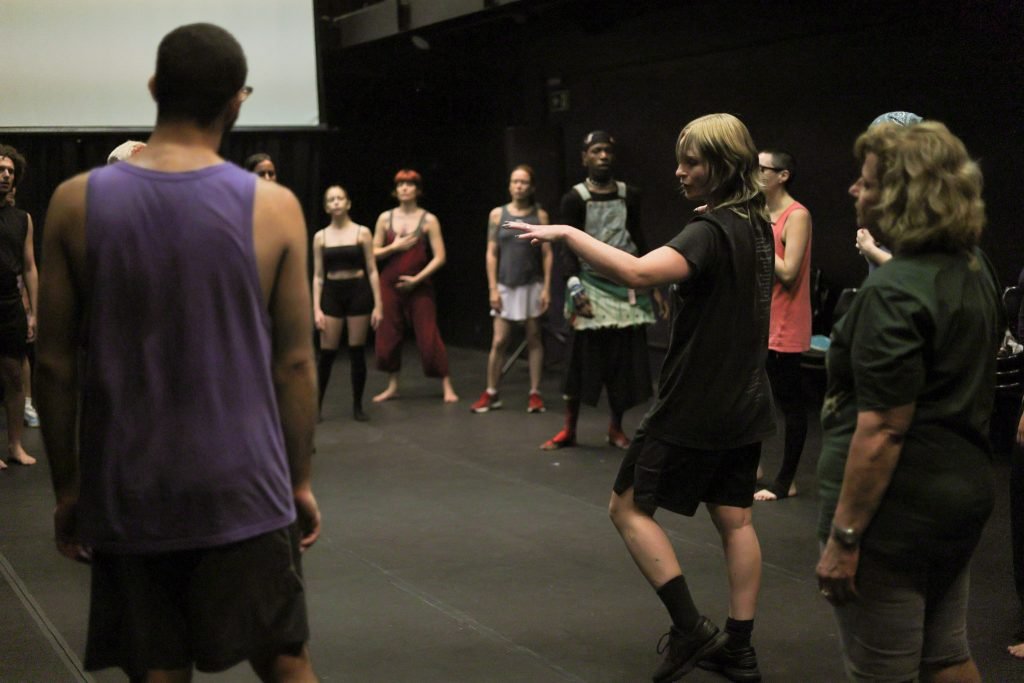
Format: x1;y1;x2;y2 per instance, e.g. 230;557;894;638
36;24;319;681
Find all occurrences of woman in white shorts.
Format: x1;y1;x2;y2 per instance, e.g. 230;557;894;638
470;165;552;414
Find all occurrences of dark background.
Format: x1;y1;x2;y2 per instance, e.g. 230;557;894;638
5;0;1022;350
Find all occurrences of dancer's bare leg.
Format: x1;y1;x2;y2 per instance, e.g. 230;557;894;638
707;503;761;620
485;317;511;392
373;372;400;402
609;487;682;588
441;376;458;403
525;317;544;395
1;355;34;465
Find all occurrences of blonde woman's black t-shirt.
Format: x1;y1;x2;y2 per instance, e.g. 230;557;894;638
639;207;775;449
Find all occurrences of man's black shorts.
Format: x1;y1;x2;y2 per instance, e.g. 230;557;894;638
84;524;309;677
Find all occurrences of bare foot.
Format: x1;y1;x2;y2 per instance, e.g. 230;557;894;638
372;386;400;402
1009;642;1024;659
0;458;7;470
753;484;797;502
8;445;36;466
442;378;458;403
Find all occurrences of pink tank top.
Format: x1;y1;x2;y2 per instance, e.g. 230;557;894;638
769;200;812;352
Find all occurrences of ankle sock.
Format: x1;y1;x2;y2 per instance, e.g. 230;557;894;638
317;348;338;408
724;617;753;648
656;575;700;631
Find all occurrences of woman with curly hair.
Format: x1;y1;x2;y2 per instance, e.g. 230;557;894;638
816;121;1000;682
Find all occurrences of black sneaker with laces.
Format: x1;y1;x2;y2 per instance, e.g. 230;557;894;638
652;616;728;683
697;643;761;682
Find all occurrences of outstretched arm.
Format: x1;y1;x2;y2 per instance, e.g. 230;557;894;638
505;220;690;289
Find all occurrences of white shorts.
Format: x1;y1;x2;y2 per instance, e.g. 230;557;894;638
492;282;544;322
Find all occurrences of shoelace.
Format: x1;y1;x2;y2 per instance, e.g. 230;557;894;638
656;630;673;654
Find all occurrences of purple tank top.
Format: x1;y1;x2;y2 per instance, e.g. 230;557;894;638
79;162;295;553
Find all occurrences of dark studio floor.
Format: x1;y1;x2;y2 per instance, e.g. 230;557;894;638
1;344;1022;682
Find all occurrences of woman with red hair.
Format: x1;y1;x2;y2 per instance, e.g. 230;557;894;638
372;169;458;402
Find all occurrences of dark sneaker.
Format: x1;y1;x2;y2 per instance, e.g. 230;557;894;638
652;617;728;683
470;390;502;413
697;643;761;682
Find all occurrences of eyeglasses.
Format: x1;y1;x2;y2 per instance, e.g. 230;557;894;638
759;165;784;173
239;85;254;101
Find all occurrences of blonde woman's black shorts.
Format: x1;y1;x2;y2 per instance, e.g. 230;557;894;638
613;430;761;516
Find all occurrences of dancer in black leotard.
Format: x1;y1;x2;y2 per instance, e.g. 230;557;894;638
312;185;382;421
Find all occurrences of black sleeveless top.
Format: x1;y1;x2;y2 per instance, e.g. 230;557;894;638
323;244;364;273
0;205;27;299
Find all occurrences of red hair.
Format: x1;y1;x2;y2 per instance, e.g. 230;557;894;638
393;168;422;188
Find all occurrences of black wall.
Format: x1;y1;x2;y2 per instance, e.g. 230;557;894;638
319;0;1024;348
5;0;1022;352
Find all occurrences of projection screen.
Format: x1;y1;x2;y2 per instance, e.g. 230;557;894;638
0;0;321;129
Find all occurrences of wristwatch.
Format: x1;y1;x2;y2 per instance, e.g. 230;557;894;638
831;524;861;549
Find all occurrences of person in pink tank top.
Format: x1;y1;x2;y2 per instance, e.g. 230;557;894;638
754;149;813;502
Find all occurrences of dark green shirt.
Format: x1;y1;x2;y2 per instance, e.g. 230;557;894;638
817;248;1002;566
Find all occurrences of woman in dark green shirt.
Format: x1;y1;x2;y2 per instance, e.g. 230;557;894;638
816;121;1001;682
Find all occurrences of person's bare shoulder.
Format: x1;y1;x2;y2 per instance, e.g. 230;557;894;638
254;179;304;239
46;172;91;234
489;206;503;223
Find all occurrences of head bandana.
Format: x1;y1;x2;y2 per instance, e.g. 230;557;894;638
582;130;615;151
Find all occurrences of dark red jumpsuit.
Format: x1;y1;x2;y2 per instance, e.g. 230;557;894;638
375;211;449;377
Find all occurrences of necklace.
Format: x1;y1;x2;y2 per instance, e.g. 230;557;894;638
586;177;615;193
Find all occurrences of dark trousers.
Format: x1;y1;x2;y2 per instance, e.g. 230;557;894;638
765;350;808;496
1012;406;1024;605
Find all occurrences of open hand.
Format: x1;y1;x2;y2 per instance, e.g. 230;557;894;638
503;220;569;245
391;232;418;252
